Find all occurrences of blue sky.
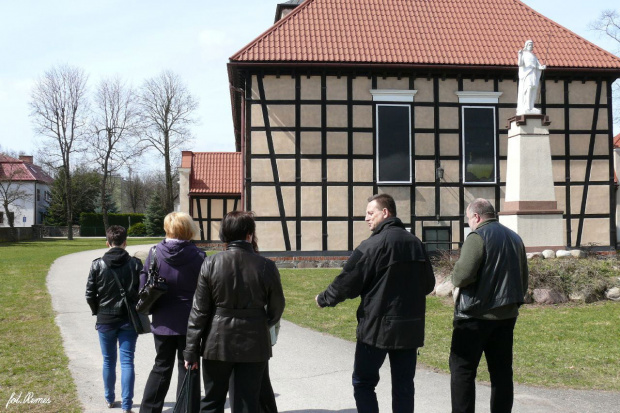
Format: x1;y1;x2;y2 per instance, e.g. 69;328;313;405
0;0;618;169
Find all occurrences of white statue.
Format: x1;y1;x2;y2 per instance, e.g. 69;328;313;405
517;40;546;115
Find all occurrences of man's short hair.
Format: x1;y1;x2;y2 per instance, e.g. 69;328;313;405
368;193;397;217
219;211;256;243
106;225;127;247
164;212;198;241
468;198;496;219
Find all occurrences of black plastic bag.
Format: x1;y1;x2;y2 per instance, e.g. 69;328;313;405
173;368;195;413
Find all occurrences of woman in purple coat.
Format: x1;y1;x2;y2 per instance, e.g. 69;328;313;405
139;212;205;413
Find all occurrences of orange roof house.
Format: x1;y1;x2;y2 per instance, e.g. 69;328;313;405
0;154;53;227
226;0;620;251
179;151;241;241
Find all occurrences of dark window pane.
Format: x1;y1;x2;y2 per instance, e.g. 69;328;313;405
378;105;410;182
423;227;451;252
463;107;495;183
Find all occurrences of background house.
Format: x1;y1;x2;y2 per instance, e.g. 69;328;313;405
226;0;620;252
0;155;53;227
179;151;241;241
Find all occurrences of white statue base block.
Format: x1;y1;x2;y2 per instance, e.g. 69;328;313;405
499;115;565;251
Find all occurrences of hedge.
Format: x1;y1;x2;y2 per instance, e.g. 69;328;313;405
80;213;145;237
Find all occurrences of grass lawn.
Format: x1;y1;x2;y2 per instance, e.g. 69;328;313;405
0;237;161;412
281;268;620;391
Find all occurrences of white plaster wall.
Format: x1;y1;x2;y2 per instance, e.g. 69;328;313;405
0;182;36;227
499;214;565;247
178;167;190;215
504;134;556;203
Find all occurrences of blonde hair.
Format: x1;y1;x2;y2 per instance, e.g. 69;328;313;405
164;212;198;241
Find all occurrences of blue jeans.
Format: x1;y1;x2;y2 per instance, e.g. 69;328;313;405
98;327;138;410
352;341;418;413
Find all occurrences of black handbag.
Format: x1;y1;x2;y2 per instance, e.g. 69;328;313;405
110;268;151;334
136;246;168;314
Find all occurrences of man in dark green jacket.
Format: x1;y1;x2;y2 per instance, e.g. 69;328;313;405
450;198;528;413
315;193;435;413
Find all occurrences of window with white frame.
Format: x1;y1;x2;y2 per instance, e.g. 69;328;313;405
371;90;416;184
462;106;497;184
376;104;411;183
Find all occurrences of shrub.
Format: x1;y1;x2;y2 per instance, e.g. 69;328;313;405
528;257;620;300
127;222;147;237
431;252;620;303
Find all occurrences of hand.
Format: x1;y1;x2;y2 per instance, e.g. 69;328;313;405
315;294;322;308
540;65;546;70
184;360;198;370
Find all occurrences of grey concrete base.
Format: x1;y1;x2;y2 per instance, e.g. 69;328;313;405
48;246;620;412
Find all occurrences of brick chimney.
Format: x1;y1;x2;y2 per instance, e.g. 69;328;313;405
19;155;33;164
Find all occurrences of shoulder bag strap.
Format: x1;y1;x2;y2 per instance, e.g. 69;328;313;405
149;245;159;276
108;266;127;298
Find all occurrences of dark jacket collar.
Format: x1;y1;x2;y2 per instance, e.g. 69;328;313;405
226;240;255;253
373;217;405;235
101;247;131;268
473;218;497;232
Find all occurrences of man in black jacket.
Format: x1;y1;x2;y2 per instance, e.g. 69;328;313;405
315;193;435;413
450;198;528;413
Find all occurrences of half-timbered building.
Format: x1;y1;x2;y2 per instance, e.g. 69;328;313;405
179;151;241;241
226;0;620;252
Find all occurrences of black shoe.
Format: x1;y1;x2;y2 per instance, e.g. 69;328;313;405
106;400;115;408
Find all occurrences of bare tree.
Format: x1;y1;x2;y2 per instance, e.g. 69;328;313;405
30;65;89;240
89;76;142;229
139;70;198;212
590;9;620;126
0;154;32;241
125;168;148;213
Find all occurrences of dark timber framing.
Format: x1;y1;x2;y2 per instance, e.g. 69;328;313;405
190;196;240;241
239;67;617;251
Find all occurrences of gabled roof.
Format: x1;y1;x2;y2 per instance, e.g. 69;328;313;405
614;133;620;149
231;0;620;70
0;155;53;184
187;152;241;195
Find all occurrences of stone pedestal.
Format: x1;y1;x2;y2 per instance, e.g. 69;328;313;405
499;115;564;251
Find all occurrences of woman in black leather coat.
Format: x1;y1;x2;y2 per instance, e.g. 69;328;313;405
183;211;285;413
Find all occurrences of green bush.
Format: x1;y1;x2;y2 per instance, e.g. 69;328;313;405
528;257;620;300
79;213;145;236
432;252;620;303
127;222;147;237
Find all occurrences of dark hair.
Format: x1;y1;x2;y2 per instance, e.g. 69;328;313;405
219;211;256;244
106;225;127;247
468;198;496;219
367;193;397;217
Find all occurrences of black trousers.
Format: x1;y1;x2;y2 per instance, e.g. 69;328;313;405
449;317;517;413
140;334;200;413
229;362;277;413
201;359;266;413
352;341;418;413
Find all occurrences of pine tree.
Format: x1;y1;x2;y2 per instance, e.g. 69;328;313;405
144;193;166;236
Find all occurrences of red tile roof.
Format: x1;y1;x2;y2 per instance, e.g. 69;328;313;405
231;0;620;70
0;155;53;184
189;152;241;195
614;133;620;149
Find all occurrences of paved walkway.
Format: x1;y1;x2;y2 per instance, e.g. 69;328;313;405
48;246;619;412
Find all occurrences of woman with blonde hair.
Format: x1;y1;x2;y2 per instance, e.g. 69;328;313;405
139;212;205;413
